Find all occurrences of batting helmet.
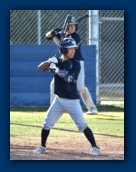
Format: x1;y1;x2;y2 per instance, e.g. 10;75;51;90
59;37;78;55
69;17;78;30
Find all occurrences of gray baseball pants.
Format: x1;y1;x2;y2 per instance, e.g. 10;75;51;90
43;95;87;132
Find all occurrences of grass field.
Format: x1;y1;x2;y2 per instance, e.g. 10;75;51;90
10;105;124;160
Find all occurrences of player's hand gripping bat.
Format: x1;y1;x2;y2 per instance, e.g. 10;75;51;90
47;15;72;72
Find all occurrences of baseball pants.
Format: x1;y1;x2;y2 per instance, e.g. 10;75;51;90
42;95;87;132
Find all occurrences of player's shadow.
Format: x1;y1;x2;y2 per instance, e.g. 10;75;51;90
10;122;78;133
10;122;124;138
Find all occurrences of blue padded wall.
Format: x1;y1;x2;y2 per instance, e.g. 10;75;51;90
10;45;96;105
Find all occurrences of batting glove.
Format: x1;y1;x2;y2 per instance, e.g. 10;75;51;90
49;56;58;64
49;63;59;73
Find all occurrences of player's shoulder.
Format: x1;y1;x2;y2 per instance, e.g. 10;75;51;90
72;59;81;71
71;58;80;66
73;32;79;36
71;32;80;42
72;32;80;38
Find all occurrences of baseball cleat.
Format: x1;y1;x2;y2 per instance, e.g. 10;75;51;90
90;147;100;156
33;146;46;154
86;108;98;115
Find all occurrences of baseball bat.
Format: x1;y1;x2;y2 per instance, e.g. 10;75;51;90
51;13;88;58
77;13;89;22
47;15;72;73
54;14;72;57
59;14;72;43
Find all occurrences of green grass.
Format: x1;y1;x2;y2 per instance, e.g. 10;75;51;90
10;106;124;140
10;104;124;112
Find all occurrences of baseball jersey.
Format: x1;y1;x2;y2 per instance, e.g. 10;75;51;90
57;32;84;61
54;56;81;99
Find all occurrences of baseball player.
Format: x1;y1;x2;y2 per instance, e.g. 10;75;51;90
33;38;100;155
46;17;98;115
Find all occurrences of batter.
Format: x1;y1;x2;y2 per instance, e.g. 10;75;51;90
33;37;100;156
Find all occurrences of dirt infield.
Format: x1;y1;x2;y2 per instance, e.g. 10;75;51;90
10;138;124;160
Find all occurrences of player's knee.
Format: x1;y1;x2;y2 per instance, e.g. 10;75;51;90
42;121;53;130
78;123;88;132
77;85;85;92
77;85;86;94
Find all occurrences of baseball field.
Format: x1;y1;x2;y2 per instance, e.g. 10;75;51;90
10;105;124;160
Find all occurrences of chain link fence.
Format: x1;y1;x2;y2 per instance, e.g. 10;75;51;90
10;10;88;45
99;10;124;102
10;10;124;104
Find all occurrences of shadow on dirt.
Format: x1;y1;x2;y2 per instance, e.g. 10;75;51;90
10;144;124;160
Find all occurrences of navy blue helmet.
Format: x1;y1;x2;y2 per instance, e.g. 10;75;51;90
69;17;78;30
69;17;78;25
59;37;78;55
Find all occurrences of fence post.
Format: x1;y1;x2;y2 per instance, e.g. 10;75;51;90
89;10;99;104
38;10;41;45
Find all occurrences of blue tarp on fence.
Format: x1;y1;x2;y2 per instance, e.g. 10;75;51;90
10;45;96;105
